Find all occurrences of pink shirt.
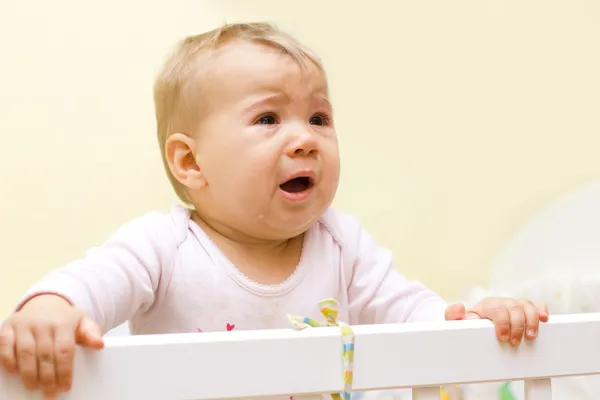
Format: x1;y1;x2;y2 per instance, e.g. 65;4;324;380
21;206;448;335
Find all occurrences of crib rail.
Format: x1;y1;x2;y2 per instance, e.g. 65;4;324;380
0;313;598;400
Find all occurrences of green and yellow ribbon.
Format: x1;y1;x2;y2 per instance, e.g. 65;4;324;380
288;299;355;400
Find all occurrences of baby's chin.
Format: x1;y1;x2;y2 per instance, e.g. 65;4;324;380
243;209;321;241
276;206;329;236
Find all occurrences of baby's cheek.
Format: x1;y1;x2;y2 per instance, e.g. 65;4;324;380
321;161;341;199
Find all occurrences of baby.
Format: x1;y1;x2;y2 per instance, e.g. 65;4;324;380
0;22;548;398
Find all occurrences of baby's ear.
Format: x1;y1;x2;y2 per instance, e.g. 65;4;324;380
165;133;207;190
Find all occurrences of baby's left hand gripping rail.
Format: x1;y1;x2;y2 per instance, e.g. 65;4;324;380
1;313;600;400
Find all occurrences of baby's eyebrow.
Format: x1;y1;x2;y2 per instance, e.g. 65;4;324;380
241;90;332;113
313;94;332;110
242;93;288;113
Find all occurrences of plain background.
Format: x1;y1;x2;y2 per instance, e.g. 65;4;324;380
1;0;599;315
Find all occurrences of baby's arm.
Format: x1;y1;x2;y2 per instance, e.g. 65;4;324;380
0;211;180;396
341;213;548;343
342;215;447;325
16;211;179;333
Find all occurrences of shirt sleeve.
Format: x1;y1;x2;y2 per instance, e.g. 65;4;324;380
16;211;182;334
342;215;448;325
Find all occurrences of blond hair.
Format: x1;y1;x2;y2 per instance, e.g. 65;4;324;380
154;22;323;204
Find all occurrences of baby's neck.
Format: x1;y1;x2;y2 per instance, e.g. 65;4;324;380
191;212;304;285
191;211;295;248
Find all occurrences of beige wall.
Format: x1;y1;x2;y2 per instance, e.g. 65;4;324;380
1;1;599;315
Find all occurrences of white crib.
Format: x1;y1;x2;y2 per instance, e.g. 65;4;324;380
0;313;597;400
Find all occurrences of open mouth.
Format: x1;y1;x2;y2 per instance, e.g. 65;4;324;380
279;176;315;193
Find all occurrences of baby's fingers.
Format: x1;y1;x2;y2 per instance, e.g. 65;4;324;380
491;307;511;343
0;324;17;374
538;304;549;322
34;326;58;397
75;317;104;350
14;326;38;391
54;326;76;392
507;302;526;346
444;303;466;320
520;299;540;340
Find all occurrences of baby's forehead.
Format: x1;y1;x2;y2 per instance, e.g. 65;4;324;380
200;40;328;92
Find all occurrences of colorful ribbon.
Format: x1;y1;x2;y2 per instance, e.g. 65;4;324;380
288;298;355;400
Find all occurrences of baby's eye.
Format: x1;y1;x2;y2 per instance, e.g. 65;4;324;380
309;114;329;126
256;114;277;125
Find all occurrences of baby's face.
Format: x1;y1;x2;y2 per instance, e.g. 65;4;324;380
192;41;340;240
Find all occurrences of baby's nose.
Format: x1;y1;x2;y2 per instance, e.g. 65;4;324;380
287;136;318;157
286;129;318;158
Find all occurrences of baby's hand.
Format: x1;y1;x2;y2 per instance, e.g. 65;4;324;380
0;294;104;398
445;298;549;346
